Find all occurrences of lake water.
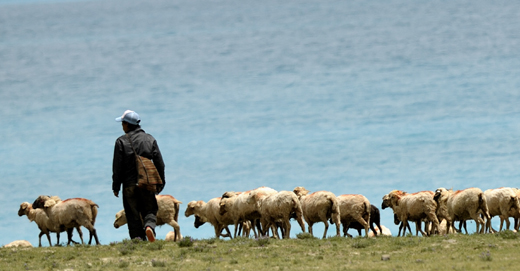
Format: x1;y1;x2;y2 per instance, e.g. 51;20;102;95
2;0;520;246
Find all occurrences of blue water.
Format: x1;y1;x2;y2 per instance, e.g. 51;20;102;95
2;0;520;246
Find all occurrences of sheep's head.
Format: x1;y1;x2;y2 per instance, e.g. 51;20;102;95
194;215;205;228
293;186;309;198
221;191;236;199
32;195;51;209
434;188;448;202
219;199;229;216
18;202;31;217
113;210;127;229
381;194;391;209
185;201;200;217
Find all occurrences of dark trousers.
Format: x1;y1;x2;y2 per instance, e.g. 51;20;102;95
122;185;158;240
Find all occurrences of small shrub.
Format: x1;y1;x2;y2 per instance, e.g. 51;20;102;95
118;261;129;268
296;233;316;240
151;259;166;267
255;236;270;247
178;236;194;248
498;230;518;240
204;238;217;245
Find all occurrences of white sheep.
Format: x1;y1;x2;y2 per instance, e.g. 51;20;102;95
382;190;439;236
32;195;100;245
185;197;233;239
368;225;392;237
434;187;490;234
247;190;305;239
293;186;340;239
3;240;33;248
165;231;183;241
113;195;183;241
336;194;371;237
219;187;278;238
483;187;520;233
18;200;81;247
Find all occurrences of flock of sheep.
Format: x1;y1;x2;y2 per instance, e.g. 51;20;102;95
15;185;520;247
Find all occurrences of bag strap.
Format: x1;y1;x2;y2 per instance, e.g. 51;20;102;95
125;133;140;157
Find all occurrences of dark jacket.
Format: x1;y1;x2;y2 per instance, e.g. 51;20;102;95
112;128;165;192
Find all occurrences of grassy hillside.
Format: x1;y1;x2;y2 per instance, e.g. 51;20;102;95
2;231;520;271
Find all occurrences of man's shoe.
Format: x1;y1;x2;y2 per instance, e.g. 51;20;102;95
146;227;155;242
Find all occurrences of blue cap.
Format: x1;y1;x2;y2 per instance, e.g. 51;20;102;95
115;110;140;125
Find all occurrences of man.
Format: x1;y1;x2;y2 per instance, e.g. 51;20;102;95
112;110;165;242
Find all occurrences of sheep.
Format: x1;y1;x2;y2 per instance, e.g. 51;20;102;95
32;195;100;245
3;240;33;248
483;187;520;233
393;213;413;236
18;200;81;247
185;197;233;239
335;194;371;237
382;190;439;236
219;187;278;238
346;204;382;237
247;190;305;239
513;188;520;231
368;225;392;237
437;219;456;235
114;195;183;241
293;186;340;239
434;187;490;234
165;231;183;241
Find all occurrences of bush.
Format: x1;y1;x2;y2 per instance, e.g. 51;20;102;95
296;233;316;240
178;236;194;248
255;236;270;247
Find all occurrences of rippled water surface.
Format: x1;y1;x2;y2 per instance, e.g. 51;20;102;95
1;0;520;245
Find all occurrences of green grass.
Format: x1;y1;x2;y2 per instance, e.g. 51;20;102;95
2;231;520;270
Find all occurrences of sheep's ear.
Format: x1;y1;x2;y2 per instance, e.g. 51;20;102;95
44;199;56;208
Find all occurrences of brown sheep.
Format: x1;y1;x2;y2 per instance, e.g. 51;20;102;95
382;190;439;236
293;186;340;239
32;195;100;245
483;187;520;233
219;187;278;238
434;187;490;234
18;200;81;247
185;197;233;239
114;195;182;241
335;194;371;237
247;190;305;239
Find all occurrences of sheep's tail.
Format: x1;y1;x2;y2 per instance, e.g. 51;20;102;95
478;193;490;220
173;202;180;222
91;203;99;225
329;195;340;224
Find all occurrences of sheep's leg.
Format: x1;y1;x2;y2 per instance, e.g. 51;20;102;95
296;215;305;234
38;231;50;247
67;228;74;245
233;221;240;239
55;232;60;246
88;228;100;245
322;220;329;239
283;219;291;239
222;226;232;238
307;222;314;237
474;214;485;234
415;221;426;236
356;228;362;237
167;220;181;241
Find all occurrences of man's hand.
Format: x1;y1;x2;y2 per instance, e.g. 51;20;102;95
113;190;119;197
